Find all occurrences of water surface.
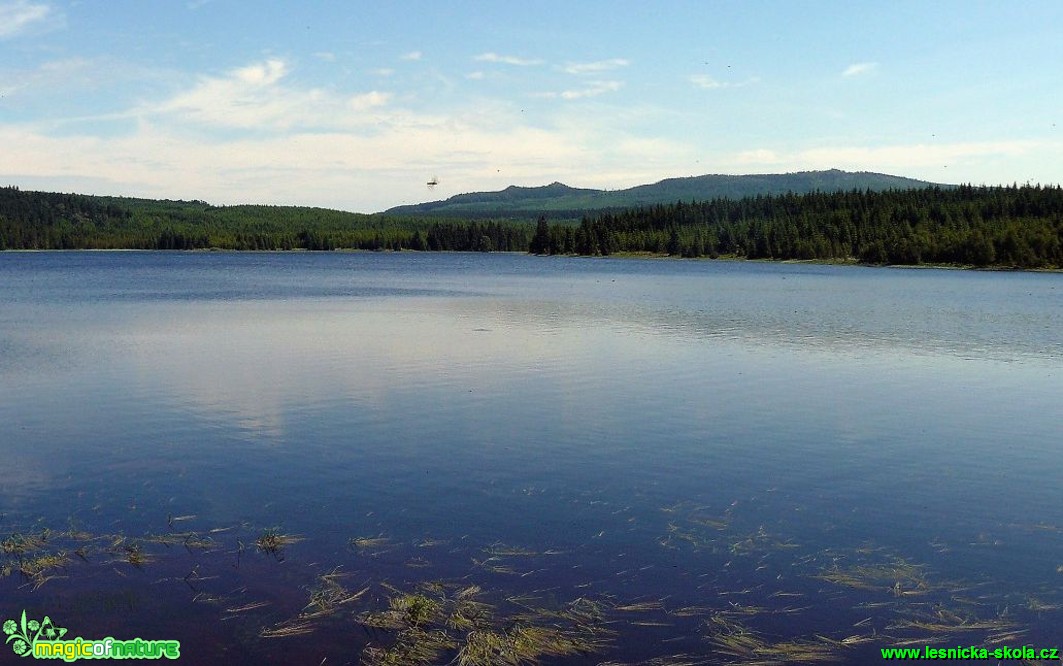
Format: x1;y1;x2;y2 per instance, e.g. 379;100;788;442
1;252;1060;664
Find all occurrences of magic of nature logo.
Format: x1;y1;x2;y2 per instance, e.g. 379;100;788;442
4;610;180;661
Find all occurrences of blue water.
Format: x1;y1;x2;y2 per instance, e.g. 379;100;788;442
1;252;1060;664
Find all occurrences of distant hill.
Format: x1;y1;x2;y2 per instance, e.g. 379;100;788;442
383;169;945;218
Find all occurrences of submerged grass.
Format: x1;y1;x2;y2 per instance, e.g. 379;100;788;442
814;558;932;596
254;528;302;556
260;569;369;638
2;498;1060;665
356;581;612;665
705;612;844;663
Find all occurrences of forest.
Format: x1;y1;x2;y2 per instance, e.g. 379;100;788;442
0;187;529;253
532;184;1063;268
2;184;1062;268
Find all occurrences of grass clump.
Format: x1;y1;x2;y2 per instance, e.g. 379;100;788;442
254;528;302;556
357;582;610;665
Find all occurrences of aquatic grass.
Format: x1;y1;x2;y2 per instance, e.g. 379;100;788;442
614;600;666;612
224;601;271;615
445;598;494;632
704;612;844;663
457;624;607;666
669;606;714;618
143;531;216;551
1024;596;1059;612
303;570;369;619
3;500;1059;666
7;551;69;589
254;528;302;555
483;543;538;557
260;570;369;638
2;532;49;558
361;628;456;666
123;542;153;568
349;535;392;551
887;613;1017;634
813;557;932;595
259;620;317;639
165;514;197;528
389;593;443;627
17;552;67;578
598;655;715;666
471;557;521;575
355;582;612;665
404;556;432;568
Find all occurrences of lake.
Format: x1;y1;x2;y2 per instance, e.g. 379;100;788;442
1;251;1060;664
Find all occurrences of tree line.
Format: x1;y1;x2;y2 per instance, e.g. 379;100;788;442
2;184;1062;268
0;187;529;253
530;184;1063;268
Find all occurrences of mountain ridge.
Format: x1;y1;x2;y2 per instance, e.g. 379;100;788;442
384;169;947;217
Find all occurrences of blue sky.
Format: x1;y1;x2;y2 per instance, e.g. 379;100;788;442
1;1;1061;212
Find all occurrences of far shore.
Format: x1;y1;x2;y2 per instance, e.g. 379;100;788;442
2;247;1059;272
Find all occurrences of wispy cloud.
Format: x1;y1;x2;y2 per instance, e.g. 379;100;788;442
732;140;1043;172
0;0;53;39
690;74;725;90
0;56;162;101
348;91;391;111
536;81;623;100
563;58;629;75
474;52;543;66
139;58;384;131
233;59;287;85
0;111;592;211
689;74;759;90
400;51;422;61
842;62;878;78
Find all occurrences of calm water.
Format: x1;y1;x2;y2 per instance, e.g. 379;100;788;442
1;252;1060;664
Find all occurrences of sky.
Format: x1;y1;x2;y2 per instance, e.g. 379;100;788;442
0;1;1061;213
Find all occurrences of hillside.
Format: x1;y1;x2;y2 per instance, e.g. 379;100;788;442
0;187;528;251
383;169;943;218
3;180;1059;269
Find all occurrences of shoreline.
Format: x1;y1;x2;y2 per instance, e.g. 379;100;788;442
1;247;1059;272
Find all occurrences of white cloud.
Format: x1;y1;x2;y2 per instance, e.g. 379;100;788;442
10;52;1053;214
842;62;878;78
0;56;168;102
690;74;725;90
563;58;629;75
0;79;595;211
465;71;485;80
0;0;52;39
690;74;759;90
733;148;780;164
233;59;287;85
474;52;543;66
561;81;622;99
348;90;391;111
141;58;355;130
313;51;336;62
400;51;422;61
799;140;1037;167
731;140;1044;175
536;81;623;100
